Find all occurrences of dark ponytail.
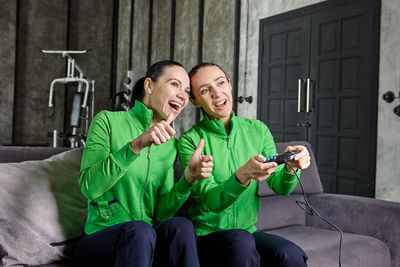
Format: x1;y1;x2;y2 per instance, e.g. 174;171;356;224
130;60;184;107
131;77;146;103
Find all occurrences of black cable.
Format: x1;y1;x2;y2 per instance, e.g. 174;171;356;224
285;160;343;267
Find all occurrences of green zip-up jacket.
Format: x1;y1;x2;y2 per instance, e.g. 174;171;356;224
178;113;299;236
79;100;193;234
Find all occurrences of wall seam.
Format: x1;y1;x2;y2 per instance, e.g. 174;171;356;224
11;0;20;145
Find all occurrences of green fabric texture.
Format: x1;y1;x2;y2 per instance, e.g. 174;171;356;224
79;100;193;234
178;112;299;236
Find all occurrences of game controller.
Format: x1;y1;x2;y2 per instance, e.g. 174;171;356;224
266;150;298;165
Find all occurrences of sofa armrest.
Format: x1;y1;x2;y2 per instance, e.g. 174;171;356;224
306;193;400;266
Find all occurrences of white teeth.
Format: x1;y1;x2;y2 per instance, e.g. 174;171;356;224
169;101;182;108
215;100;226;107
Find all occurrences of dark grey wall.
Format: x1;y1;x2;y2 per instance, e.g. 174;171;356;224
0;0;116;146
117;0;239;136
14;0;68;146
0;0;16;145
68;0;115;116
0;0;239;145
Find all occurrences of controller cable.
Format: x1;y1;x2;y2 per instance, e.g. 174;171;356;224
284;160;343;267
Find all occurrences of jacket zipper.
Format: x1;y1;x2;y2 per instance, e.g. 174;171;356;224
139;147;151;219
227;136;238;228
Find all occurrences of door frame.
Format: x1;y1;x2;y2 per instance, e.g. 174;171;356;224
257;0;381;197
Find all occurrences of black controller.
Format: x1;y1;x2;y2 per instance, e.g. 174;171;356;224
266;150;298;165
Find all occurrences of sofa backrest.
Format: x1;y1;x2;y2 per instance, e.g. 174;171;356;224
255;141;323;231
258;141;323;197
0;146;69;163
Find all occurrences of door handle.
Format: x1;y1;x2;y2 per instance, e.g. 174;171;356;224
296;122;311;127
306;78;311;112
306;78;314;113
298;78;304;113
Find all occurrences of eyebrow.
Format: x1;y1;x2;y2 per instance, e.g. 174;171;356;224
197;76;226;90
166;78;181;85
167;78;190;91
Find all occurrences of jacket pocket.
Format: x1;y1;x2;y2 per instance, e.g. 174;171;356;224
87;199;131;227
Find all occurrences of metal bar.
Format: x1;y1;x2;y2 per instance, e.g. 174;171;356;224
48;78;90;107
306;78;311;112
71;59;75;78
42;50;88;54
67;58;71;78
298;78;302;113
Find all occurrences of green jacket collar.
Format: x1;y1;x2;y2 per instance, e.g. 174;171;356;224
198;112;237;137
129;100;153;130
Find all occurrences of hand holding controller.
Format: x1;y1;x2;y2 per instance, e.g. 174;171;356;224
266;150;299;165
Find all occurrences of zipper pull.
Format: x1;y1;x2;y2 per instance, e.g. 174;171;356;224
147;147;151;160
227;136;230;149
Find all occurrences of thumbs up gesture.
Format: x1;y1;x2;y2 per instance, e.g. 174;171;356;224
130;113;176;154
184;139;213;184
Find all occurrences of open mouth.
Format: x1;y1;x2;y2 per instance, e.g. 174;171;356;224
215;99;227;108
169;101;182;113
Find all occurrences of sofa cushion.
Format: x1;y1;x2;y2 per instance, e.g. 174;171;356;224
0;148;87;266
256;195;306;231
265;225;391;267
259;141;323;197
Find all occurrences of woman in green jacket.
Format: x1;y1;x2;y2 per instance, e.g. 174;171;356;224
178;62;310;267
74;60;212;267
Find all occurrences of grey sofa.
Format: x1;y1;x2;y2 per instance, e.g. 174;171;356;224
0;142;399;267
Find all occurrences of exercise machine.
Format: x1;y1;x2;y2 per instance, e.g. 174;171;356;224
42;49;95;148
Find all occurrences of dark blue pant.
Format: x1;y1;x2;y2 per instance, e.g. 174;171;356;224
197;229;260;267
253;232;308;267
197;230;307;267
73;217;199;267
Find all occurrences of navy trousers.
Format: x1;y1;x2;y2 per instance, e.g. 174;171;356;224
197;230;307;267
253;232;308;267
197;229;260;267
73;217;199;267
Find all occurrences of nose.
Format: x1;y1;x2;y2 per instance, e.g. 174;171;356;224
211;87;222;98
177;87;188;101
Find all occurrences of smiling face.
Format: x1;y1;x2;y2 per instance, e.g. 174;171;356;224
190;65;233;125
143;65;190;122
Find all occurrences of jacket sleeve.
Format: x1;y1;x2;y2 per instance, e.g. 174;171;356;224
155;162;194;222
79;111;141;200
178;134;248;214
260;121;299;196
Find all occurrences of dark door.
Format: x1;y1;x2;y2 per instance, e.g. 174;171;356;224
258;15;311;142
258;0;380;197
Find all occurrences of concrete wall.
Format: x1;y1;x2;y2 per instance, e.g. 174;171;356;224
237;0;400;202
173;0;199;136
375;0;400;202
